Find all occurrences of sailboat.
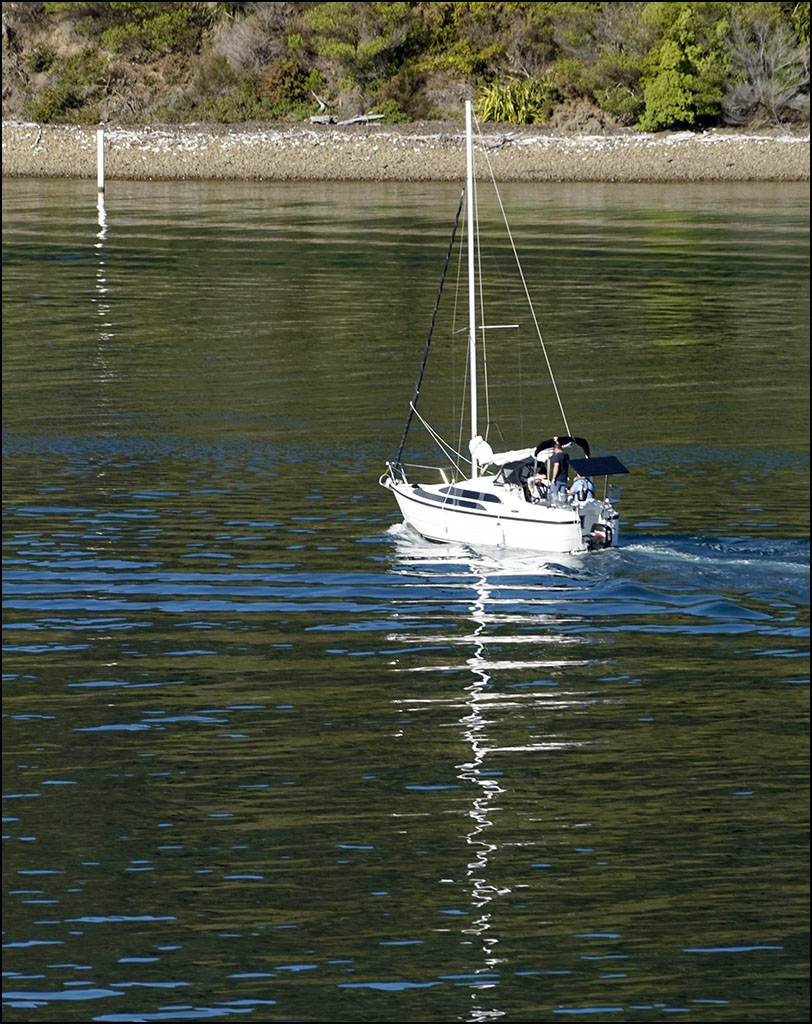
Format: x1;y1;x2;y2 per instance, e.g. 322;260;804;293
380;101;628;554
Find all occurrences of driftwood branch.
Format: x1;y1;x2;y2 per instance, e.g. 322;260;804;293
336;114;385;125
310;112;386;126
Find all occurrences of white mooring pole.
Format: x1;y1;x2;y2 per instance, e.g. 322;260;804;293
96;128;105;192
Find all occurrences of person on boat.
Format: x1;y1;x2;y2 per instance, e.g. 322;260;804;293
549;439;570;501
529;470;549;503
569;472;595;502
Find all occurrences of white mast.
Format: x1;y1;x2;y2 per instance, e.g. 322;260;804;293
465;100;479;478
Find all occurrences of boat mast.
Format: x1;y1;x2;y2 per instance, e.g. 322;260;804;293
465;100;479;478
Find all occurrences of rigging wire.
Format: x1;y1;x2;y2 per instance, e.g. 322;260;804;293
394;190;465;467
396;113;572;476
452;201;467;472
472;111;572;437
473;167;494;443
408;402;470;474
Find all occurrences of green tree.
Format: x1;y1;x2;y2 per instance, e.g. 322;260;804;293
302;2;416;88
24;47;105;123
637;1;730;130
43;1;216;56
416;1;511;76
548;2;651;124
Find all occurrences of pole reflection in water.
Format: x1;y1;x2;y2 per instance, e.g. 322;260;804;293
89;191;120;580
94;192;114;355
457;571;509;1022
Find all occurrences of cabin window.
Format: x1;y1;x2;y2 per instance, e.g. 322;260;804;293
440;486;502;504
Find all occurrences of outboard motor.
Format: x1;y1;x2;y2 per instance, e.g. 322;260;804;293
586;522;613;550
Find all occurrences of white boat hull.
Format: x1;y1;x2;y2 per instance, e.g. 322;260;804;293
382;475;618;554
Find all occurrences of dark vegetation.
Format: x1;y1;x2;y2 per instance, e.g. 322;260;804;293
2;1;809;131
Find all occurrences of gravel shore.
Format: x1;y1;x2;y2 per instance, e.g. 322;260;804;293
2;120;809;183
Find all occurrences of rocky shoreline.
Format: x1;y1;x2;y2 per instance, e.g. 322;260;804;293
2;120;809;183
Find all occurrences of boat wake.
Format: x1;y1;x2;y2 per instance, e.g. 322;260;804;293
618;533;809;600
384;522;809;634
